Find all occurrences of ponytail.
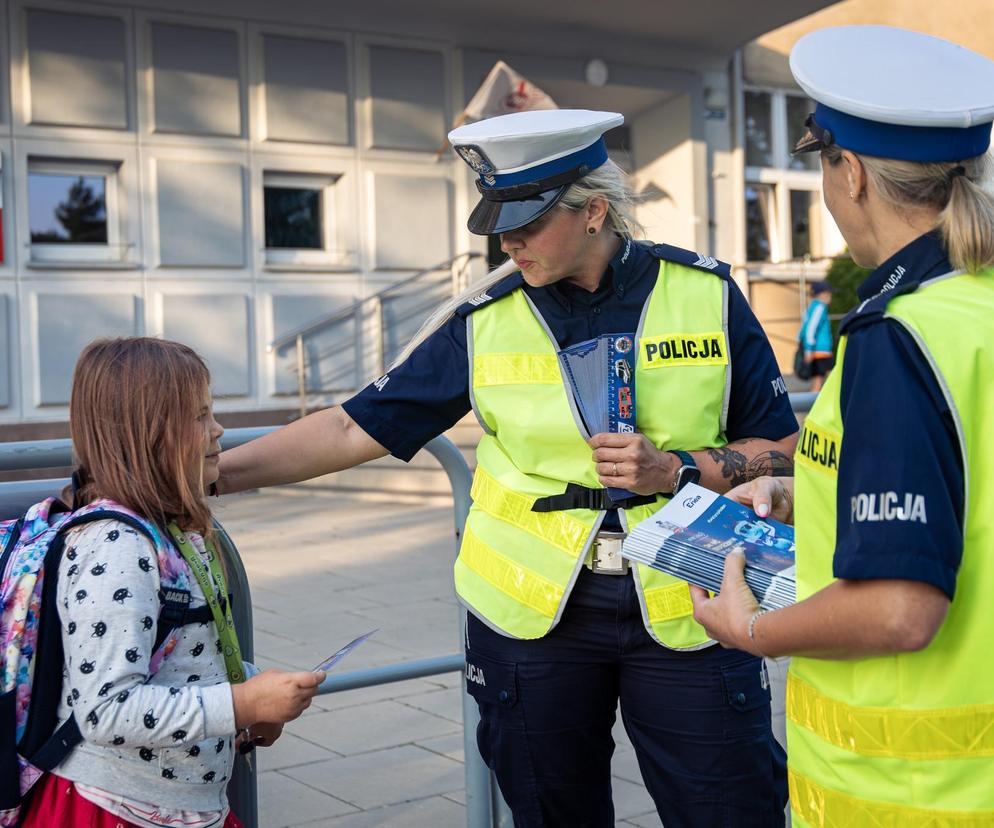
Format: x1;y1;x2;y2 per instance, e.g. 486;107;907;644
936;158;994;273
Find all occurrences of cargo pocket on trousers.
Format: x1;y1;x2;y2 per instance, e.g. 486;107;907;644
463;651;520;768
719;658;783;823
720;658;774;748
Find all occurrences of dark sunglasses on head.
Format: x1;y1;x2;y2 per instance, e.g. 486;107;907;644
792;113;835;155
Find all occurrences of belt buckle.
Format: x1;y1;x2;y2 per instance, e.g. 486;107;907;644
588;531;629;575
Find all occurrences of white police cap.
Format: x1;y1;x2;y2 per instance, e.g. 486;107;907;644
449;109;623;234
790;26;994;162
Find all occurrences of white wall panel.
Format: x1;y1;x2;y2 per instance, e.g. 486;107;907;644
371;172;450;269
150;21;241;136
155;158;245;267
263;35;349;145
367;45;445;151
270;293;356;394
162;293;251;397
0;0;11;129
35;291;138;405
25;9;127;129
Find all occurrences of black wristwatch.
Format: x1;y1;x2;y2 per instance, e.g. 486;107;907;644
667;450;700;494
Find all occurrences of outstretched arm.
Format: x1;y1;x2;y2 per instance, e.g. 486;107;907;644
217;406;388;494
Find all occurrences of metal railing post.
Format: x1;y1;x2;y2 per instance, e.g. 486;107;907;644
295;335;307;420
215;522;257;828
372;295;386;376
423;437;504;828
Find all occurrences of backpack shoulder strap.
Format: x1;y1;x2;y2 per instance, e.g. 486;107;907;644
21;508;211;773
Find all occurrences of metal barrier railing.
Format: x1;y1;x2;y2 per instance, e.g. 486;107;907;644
0;391;815;828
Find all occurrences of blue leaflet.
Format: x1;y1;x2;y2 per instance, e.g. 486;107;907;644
557;334;637;436
558;334;638;503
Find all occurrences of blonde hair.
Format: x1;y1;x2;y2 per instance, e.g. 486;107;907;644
824;146;994;273
390;160;641;368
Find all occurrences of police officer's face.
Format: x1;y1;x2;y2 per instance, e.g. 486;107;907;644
499;206;589;287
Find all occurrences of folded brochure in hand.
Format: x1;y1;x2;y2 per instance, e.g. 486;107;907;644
311;629;379;673
621;484;795;610
558;332;637;503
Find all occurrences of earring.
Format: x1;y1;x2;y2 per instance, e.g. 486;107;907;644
587;226;597;235
849;191;856;200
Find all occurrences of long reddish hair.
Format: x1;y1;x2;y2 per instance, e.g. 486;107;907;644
69;337;214;534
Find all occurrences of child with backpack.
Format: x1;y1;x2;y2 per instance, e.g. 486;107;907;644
2;337;324;827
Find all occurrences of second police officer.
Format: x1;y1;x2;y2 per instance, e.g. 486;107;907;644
692;25;994;827
219;108;797;826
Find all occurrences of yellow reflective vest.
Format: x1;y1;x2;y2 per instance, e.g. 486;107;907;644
454;250;731;647
789;270;994;826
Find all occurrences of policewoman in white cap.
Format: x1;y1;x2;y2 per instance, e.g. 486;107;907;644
690;26;994;827
218;109;796;825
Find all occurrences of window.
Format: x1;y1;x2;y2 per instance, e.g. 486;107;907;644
263;172;343;266
605;125;634;173
746;184;776;263
790;189;822;259
743;88;840;263
265;186;322;249
28;159;122;263
786;95;819;172
744;91;774;167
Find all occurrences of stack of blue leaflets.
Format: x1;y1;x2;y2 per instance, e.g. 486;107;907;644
622;484;796;610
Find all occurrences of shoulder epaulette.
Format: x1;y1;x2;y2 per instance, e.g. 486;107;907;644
454;272;525;318
839;277;926;335
650;243;731;279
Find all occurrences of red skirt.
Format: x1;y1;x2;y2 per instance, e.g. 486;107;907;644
21;773;245;828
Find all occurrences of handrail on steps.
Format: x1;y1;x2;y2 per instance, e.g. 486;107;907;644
267;252;483;353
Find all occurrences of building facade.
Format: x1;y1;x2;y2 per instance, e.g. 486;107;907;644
0;0;833;429
736;0;994;368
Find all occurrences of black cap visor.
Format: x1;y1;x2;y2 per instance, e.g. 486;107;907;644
467;184;570;235
792;113;834;156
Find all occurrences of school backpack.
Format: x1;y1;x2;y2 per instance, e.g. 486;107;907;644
0;496;219;827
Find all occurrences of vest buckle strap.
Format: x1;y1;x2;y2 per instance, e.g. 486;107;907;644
531;482;657;513
585;532;631;575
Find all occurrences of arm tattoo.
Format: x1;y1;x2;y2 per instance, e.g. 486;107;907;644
707;445;794;487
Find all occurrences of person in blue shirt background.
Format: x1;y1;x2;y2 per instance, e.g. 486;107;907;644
798;280;834;390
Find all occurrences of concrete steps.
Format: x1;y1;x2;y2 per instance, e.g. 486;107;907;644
293;415;481;500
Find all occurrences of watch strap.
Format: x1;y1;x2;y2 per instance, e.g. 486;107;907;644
668;450;701;494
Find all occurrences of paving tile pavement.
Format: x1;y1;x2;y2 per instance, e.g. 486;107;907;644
216;485;783;827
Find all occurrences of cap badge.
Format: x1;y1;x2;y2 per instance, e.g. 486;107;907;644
456;144;496;175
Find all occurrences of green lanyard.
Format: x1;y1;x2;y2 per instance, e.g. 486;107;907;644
167;522;244;684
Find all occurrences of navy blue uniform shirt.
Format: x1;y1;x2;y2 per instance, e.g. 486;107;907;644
344;238;796;478
833;232;964;598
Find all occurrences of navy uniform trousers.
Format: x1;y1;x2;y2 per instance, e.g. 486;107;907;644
465;568;788;827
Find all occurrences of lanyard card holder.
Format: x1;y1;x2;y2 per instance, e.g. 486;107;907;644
558;333;638;503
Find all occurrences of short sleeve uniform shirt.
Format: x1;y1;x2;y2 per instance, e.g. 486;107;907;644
832;232;965;599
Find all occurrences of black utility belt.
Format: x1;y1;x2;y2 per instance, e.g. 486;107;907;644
531;483;659;513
